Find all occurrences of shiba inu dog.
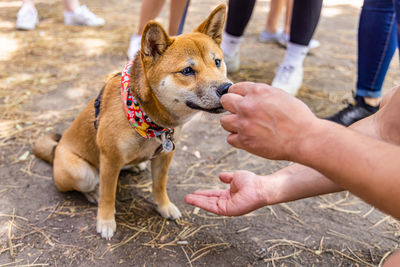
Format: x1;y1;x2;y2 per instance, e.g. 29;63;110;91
33;4;231;239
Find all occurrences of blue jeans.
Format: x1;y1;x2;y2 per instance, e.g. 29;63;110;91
357;0;398;98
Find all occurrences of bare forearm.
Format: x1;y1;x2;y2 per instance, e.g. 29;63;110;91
263;113;379;205
295;119;400;219
264;163;342;205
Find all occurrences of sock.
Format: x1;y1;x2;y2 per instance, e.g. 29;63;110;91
281;42;309;67
221;31;242;56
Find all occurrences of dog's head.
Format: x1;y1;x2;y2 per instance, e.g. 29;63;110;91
140;4;231;123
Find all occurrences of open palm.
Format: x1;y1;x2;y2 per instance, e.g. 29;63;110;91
185;171;267;216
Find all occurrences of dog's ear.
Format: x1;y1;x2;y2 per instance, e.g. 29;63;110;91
194;4;226;45
141;21;173;65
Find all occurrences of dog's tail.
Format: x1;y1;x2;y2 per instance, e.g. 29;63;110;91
33;133;62;165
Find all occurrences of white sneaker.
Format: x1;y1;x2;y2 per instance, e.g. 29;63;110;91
259;28;284;43
127;34;141;60
271;64;303;95
64;5;105;27
277;32;289;47
277;32;320;51
309;39;320;50
16;4;39;30
223;50;240;74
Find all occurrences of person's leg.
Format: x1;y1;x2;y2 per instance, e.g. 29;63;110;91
16;0;38;30
21;0;34;7
224;0;257;37
137;0;166;35
259;0;286;43
265;0;286;34
168;0;188;36
327;0;397;126
63;0;79;12
394;0;400;37
289;0;322;46
357;0;397;101
283;0;292;35
127;0;166;60
272;0;322;95
221;0;257;73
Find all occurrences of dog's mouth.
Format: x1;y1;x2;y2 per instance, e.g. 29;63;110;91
185;101;225;114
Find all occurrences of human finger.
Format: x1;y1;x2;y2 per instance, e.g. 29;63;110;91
220;114;239;133
191;189;228;197
220;93;243;114
184;194;225;215
226;133;243;149
219;172;234;184
228;82;256;96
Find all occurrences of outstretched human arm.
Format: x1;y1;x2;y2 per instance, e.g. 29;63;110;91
185;164;341;216
186;84;400;219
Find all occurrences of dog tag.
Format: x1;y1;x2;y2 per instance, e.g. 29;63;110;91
162;139;175;152
161;129;175;152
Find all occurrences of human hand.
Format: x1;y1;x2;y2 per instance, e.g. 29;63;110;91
185;171;269;216
220;82;318;161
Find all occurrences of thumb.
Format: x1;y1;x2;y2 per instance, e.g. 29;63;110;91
219;172;234;184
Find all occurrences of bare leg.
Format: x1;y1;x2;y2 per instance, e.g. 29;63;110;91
137;0;166;35
128;0;166;60
21;0;34;7
364;96;381;106
63;0;79;12
265;0;286;33
284;0;292;34
168;0;188;35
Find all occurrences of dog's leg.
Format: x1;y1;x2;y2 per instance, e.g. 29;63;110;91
151;152;181;219
53;146;99;203
96;154;122;240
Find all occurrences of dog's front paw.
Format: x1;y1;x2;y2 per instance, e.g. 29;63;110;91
157;202;182;220
96;218;116;240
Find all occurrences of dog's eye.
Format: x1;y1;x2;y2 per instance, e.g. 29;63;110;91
215;59;221;67
180;67;195;76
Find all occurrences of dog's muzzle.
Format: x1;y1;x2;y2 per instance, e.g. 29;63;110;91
216;83;233;98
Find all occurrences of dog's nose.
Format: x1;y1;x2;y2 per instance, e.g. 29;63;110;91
216;83;233;98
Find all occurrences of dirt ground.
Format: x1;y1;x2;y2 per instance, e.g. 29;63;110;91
1;0;400;266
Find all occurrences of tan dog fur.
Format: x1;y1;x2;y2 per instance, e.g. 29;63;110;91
33;4;230;239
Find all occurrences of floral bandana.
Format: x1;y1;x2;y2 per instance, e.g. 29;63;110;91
120;61;171;139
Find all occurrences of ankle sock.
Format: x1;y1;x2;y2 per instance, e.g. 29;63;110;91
281;42;309;67
221;31;242;56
